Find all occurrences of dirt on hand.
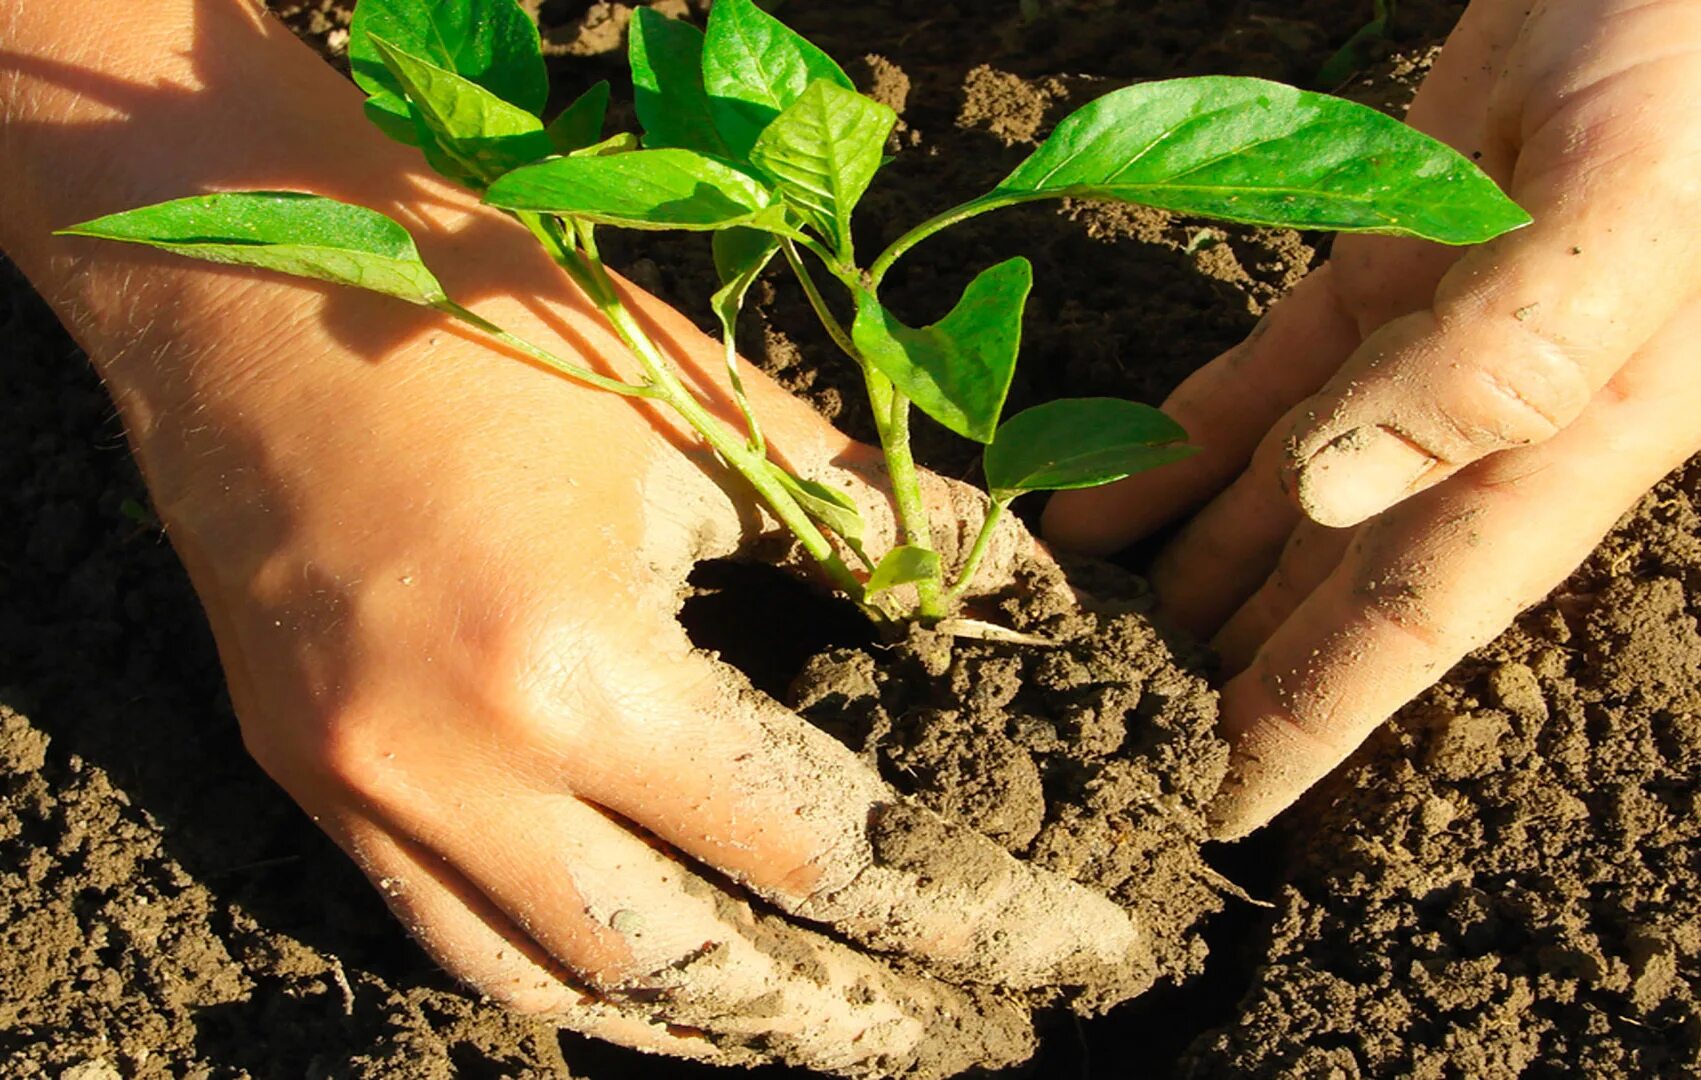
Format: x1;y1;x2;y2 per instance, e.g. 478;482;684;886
1183;473;1701;1077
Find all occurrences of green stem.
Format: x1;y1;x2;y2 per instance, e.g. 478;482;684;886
865;369;944;620
783;240;946;620
782;240;860;362
946;497;1009;603
792;234;843;275
867;194;1017;288
517;213;867;605
719;324;764;454
433;300;655;398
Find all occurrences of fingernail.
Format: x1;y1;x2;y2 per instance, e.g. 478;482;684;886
1296;426;1433;528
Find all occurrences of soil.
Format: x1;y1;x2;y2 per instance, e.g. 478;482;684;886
5;1;1699;1078
785;557;1228;1012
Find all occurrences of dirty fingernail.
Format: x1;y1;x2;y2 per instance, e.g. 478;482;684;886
1296;426;1433;528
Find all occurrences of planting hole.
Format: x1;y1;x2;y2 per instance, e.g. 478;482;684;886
678;558;877;699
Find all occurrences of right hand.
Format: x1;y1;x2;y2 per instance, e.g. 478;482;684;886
7;4;1143;1071
1046;0;1701;838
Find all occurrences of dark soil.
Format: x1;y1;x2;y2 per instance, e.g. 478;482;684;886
1183;478;1701;1078
786;558;1227;1011
6;1;1699;1078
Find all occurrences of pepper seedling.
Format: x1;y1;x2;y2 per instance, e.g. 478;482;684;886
61;0;1529;626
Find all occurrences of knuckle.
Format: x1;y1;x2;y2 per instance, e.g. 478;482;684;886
467;598;701;760
472;610;614;752
1475;327;1590;440
1344;547;1447;654
1428;318;1592;454
291;703;411;808
490;979;585;1016
1352;588;1445;653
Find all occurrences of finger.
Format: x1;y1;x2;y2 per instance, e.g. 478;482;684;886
380;788;1035;1076
319;813;746;1064
1042;0;1529;559
601;289;1141;988
538;616;1148;995
1211;520;1355;674
1043;266;1361;554
1211;297;1701;839
1042;0;1536;558
1285;44;1701;529
1140;407;1308;638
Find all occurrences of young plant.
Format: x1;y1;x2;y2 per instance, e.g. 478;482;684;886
61;0;1528;627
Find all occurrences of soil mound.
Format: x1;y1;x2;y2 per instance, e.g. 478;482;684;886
791;559;1227;1010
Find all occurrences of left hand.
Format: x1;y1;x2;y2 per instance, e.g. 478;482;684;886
1046;0;1701;837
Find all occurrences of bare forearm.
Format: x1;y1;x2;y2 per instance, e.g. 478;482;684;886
0;3;373;446
0;1;510;512
1;2;290;272
0;1;772;527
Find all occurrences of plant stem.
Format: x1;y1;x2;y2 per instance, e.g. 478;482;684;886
515;212;867;605
864;369;945;620
718;318;764;454
781;241;860;362
946;496;1009;603
783;240;947;620
792;234;842;275
433;300;655;398
867;194;1019;288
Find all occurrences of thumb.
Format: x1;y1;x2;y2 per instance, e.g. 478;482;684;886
1284;54;1701;528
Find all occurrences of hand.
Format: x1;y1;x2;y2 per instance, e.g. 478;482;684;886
165;263;1129;1072
2;3;1140;1072
1045;0;1701;838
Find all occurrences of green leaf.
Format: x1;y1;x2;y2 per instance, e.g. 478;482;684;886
629;9;732;157
978;76;1529;244
484;149;775;230
571;132;641;158
369;37;554;188
769;465;866;545
749;80;895;253
701;0;854;160
851;257;1033;444
364;91;424;146
349;0;546;115
57;192;447;306
546;81;610;155
865;545;941;595
711;227;781;340
983;398;1196;502
713;226;780;286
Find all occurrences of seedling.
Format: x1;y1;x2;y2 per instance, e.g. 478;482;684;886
62;0;1527;626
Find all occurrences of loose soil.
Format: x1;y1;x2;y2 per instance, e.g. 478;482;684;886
784;556;1228;1013
4;1;1698;1077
